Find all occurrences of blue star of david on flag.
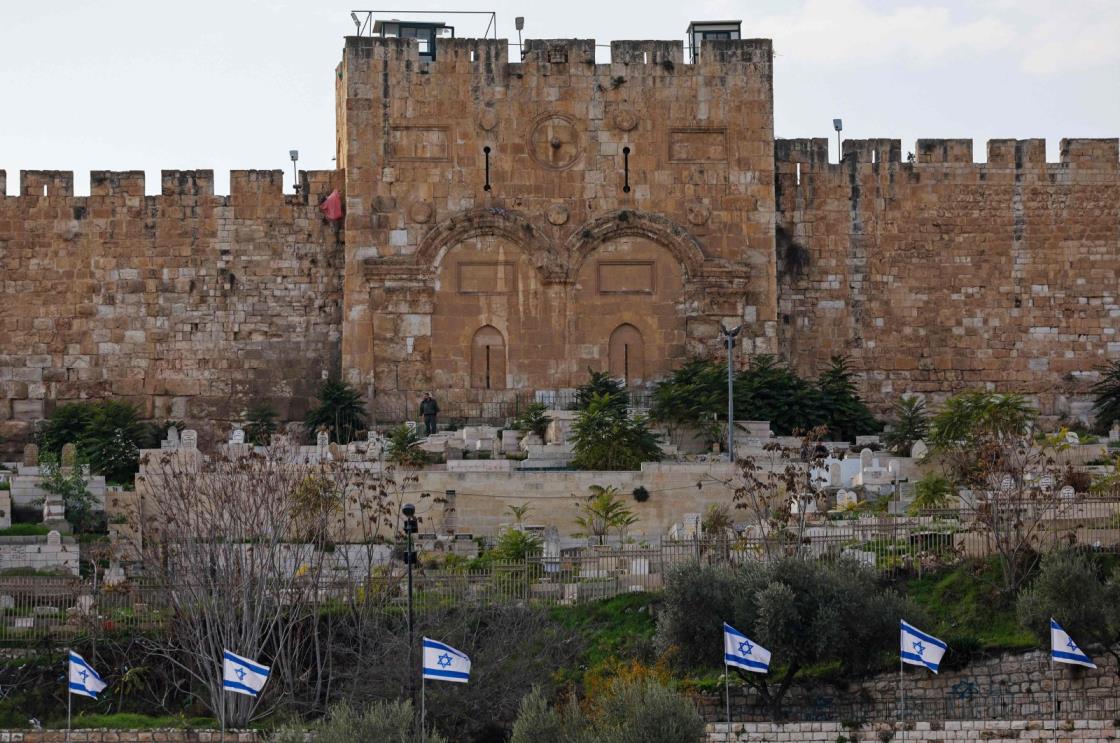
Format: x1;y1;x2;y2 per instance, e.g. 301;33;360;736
422;638;471;683
900;620;947;673
222;649;271;697
723;622;771;674
69;651;108;699
1050;619;1096;669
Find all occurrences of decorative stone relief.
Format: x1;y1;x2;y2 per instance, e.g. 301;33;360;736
686;201;711;225
613;108;639;132
478;109;498;131
529;114;581;170
546;203;569;225
409;201;434;224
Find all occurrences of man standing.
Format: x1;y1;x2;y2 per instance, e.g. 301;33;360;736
420;392;439;435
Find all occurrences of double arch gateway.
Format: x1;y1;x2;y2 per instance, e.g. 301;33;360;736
424;208;699;393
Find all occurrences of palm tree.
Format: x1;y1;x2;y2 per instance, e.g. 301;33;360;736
1090;360;1120;433
882;396;930;456
574;485;637;546
505;502;532;526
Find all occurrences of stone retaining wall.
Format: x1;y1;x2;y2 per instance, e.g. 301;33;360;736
0;733;258;742
706;720;1120;742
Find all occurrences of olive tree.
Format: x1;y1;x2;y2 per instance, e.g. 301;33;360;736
656;558;915;718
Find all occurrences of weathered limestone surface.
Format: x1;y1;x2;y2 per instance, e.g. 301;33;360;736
775;137;1120;416
706;720;1120;742
0;169;345;453
1;31;1118;451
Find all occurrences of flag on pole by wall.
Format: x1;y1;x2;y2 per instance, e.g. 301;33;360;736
1050;619;1097;669
68;651;108;699
222;650;271;697
422;638;471;683
900;620;947;673
723;622;771;674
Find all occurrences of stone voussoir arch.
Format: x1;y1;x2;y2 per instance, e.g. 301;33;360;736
564;209;709;280
413;206;564;281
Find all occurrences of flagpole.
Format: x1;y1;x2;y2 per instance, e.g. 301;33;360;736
724;665;731;735
66;649;72;743
898;657;905;743
420;676;426;743
1051;653;1057;743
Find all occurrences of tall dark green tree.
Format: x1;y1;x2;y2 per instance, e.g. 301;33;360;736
734;355;822;435
815;355;881;441
243;401;278;445
305;379;368;444
35;402;93;455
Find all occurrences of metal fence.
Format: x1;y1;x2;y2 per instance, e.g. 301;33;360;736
2;501;1120;644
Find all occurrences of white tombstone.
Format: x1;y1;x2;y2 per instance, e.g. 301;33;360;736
1065;431;1080;446
167;426;180;447
1110;422;1120;443
316;431;329;450
1059;485;1076;500
859;448;873;470
47;530;62;547
1000;474;1015;492
0;594;14;610
836;490;858;509
80;463;91;479
910;440;928;460
75;595;95;615
230;428;245;445
181;430;198;450
828;462;842;488
1039;474;1054;491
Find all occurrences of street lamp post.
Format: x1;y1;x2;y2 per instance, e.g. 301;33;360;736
719;324;742;462
402;503;418;700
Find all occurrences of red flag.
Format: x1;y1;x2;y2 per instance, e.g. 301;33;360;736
319;189;344;221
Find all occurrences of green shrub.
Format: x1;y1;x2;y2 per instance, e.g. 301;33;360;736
512;402;552;440
882;396;930;456
1017;550;1120;657
511;680;704;743
271;700;444;743
385;424;428;467
571;393;661;471
243;401;278;445
1090;360;1120;432
575;370;629;412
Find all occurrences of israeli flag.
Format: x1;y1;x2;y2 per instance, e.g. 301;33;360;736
222;649;270;697
723;622;771;674
1051;619;1096;669
900;620;947;673
68;651;108;699
422;638;471;683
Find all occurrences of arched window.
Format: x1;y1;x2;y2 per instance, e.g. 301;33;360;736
470;326;507;390
608;324;644;386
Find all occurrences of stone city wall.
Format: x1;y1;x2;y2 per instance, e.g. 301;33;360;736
0;169;345;455
775;137;1120;418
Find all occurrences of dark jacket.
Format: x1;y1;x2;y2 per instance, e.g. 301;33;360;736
420;397;439;416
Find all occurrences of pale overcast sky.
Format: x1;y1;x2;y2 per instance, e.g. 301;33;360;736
2;0;1117;195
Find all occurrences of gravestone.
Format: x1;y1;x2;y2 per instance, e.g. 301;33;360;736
167;426;180;447
60;443;77;469
328;442;341;461
1065;430;1080;446
1000;474;1015;491
910;440;928;460
1059;485;1076;500
0;595;13;610
836;490;859;509
230;428;245;445
859;448;872;470
46;530;62;547
23;443;38;468
181;430;198;450
75;595;95;615
1111;422;1120;443
1039;474;1054;491
80;463;91;478
828;462;842;488
317;431;330;450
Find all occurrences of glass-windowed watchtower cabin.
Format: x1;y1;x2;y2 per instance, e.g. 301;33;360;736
685;20;742;62
372;19;455;61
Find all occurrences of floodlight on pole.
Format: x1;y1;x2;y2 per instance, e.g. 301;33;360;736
289;150;299;194
719;323;742;462
351;11;360;33
833;118;843;162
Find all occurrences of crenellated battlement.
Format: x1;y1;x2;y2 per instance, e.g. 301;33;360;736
0;169;342;201
343;34;771;74
776;137;1120;173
